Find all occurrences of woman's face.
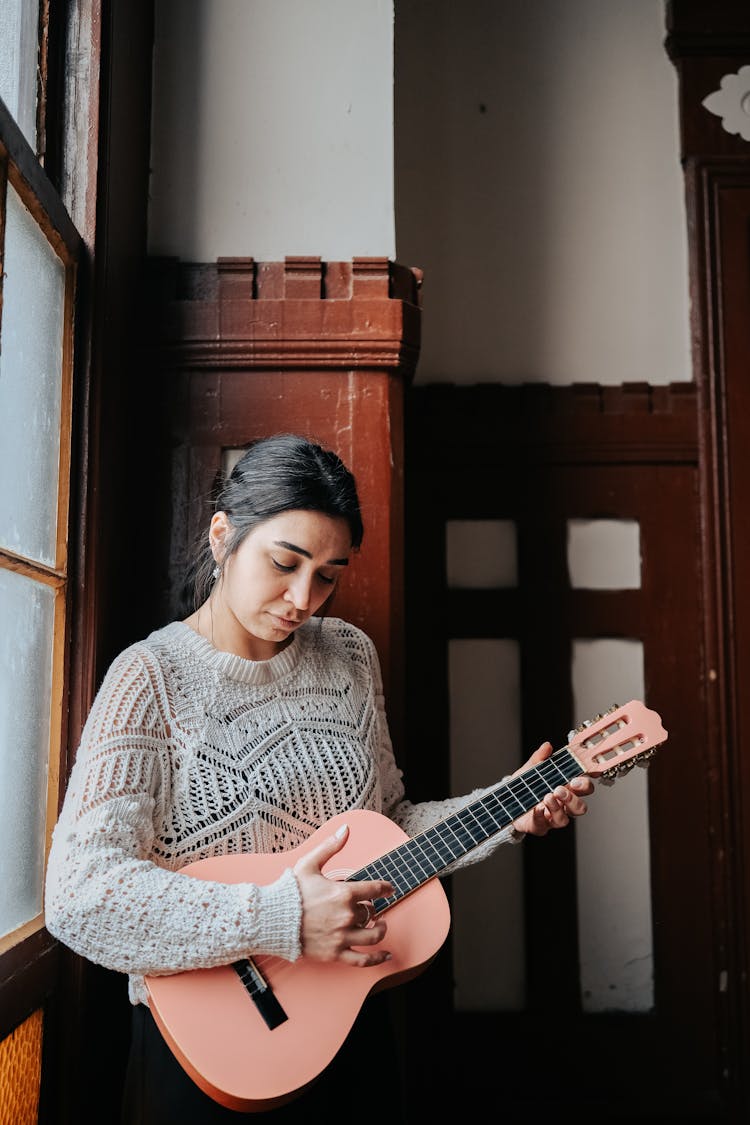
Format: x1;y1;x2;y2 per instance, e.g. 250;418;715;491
207;509;352;660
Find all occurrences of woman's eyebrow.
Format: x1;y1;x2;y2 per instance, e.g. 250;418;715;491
273;540;349;566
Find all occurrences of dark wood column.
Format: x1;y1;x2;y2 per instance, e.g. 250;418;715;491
666;3;750;1114
145;255;421;758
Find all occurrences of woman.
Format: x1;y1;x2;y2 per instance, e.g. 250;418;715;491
45;433;592;1123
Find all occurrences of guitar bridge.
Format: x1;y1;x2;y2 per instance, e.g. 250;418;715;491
232;958;288;1030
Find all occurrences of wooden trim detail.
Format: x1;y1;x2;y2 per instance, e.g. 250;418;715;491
0;930;58;1043
146;255;422;371
407;382;698;464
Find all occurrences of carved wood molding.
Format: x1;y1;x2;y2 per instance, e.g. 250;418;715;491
407;382;698;466
145;255;422;374
666;1;750;158
665;0;750;59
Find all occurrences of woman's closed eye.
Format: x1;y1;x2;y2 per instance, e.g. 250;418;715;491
271;557;337;586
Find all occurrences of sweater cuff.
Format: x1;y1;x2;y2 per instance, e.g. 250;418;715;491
247;866;303;963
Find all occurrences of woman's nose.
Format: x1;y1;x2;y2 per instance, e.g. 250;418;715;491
284;572;312;611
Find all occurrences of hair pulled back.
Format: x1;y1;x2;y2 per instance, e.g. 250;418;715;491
186;433;364;613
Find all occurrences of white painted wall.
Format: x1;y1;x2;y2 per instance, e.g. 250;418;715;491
395;0;691;386
148;0;396;262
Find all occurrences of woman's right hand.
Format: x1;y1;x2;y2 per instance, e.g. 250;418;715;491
293;824;394;966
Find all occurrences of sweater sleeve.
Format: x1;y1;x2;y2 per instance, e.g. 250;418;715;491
44;647;303;978
364;636;523;872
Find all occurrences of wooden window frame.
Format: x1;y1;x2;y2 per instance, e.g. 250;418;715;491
0;89;83;1044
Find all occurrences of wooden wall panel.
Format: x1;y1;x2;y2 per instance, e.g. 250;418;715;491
402;382;722;1121
0;1010;43;1125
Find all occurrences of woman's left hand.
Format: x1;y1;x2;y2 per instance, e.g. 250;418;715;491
511;741;594;837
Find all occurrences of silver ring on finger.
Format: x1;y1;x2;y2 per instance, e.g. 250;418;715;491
357;900;374;927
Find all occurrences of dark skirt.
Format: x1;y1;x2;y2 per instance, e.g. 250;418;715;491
121;990;406;1124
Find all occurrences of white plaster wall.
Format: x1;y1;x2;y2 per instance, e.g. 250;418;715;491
148;0;395;261
395;0;692;386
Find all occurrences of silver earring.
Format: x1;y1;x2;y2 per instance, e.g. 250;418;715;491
212;566;220;580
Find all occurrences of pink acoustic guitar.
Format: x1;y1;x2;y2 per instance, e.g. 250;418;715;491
145;699;668;1112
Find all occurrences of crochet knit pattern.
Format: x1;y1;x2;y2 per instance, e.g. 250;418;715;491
44;617;518;1004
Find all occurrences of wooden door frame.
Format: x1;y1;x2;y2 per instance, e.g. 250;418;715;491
666;3;750;1112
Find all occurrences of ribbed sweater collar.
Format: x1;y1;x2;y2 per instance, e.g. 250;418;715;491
161;620;309;685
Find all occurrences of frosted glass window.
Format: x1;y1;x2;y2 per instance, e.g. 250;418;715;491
223;448;245;476
449;638;524;1009
0;569;55;938
567;519;641;589
0;0;40;147
571;638;653;1012
0;184;66;566
446;519;517;588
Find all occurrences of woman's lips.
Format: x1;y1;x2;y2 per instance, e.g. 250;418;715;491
269;613;302;630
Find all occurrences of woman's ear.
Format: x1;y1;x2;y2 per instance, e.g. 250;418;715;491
209;511;231;563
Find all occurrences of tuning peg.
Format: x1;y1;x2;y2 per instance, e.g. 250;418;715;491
599;775;616;787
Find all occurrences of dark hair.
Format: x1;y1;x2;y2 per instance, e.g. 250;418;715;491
185;433;364;612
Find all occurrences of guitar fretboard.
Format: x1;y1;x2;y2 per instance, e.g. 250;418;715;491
351;746;582;914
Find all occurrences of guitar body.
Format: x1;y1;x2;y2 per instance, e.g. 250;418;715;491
145;808;452;1112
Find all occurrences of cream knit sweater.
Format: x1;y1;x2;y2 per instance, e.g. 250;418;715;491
44;616;518;1004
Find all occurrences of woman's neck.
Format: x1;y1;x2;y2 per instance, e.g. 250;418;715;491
183;600;292;662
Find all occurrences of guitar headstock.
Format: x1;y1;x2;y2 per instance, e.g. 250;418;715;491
567;700;668;781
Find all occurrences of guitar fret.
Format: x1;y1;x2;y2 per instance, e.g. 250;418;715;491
385;854;420;894
402;841;436;882
449;805;495;850
412;828;449;872
429;817;468;863
386;845;423;888
359;851;419;898
439;814;478;853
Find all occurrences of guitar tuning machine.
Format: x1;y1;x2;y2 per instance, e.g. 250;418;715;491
570;705;620;740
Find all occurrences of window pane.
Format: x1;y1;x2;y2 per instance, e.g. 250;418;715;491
571;638;653;1012
567;518;641;589
0;183;66;567
449;638;525;1009
446;519;518;588
0;569;55;938
0;0;40;148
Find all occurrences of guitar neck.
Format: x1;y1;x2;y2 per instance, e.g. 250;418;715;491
353;746;583;915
